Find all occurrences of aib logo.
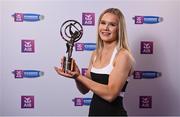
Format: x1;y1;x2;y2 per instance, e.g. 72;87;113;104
13;70;24;78
21;96;34;108
75;43;96;51
82;13;95;26
139;96;152;108
81;68;88;76
133;71;161;79
12;13;44;22
12;70;44;78
21;40;35;53
72;97;91;106
75;43;84;51
141;41;153;54
133;16;163;24
13;13;24;22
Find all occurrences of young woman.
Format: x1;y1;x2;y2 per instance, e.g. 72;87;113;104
55;8;135;116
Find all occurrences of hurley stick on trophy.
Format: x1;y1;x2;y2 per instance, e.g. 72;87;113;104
60;20;83;72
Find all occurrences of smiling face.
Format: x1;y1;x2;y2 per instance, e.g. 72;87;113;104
98;13;119;43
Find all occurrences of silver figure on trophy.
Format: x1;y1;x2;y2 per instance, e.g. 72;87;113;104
60;20;83;72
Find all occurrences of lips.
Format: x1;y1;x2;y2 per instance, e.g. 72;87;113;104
101;31;111;36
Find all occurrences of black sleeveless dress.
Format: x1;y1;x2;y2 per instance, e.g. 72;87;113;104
88;48;128;116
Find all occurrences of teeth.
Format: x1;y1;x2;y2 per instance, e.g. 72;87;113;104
102;32;110;35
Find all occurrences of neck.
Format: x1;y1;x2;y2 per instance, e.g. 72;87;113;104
103;41;116;51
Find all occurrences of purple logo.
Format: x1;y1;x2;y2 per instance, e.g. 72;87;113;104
12;70;44;78
75;43;96;51
139;96;152;108
21;96;34;108
12;13;44;22
133;16;163;24
21;40;35;53
75;43;84;51
133;71;142;79
13;13;24;22
72;97;91;106
73;98;84;106
134;16;144;24
81;68;88;76
133;71;161;79
82;13;95;26
141;41;153;54
13;70;24;78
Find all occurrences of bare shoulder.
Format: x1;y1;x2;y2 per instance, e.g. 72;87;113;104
117;49;132;59
114;48;135;75
90;50;96;62
88;50;97;68
91;50;96;57
115;48;135;66
86;51;96;79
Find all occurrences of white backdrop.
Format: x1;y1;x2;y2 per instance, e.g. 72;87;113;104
1;0;180;116
0;3;2;115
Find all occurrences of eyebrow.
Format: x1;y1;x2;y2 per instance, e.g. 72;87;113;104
100;20;118;25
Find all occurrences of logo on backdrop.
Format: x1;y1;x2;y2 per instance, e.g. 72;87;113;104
75;43;96;51
133;16;163;24
141;41;153;54
82;13;95;26
72;97;92;106
81;68;88;76
21;40;35;53
12;13;44;22
133;71;161;79
21;96;34;108
139;96;152;108
12;70;44;78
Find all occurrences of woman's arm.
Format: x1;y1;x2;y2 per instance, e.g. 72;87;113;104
75;49;133;102
74;65;90;94
55;51;95;95
74;51;96;94
75;80;89;94
55;49;134;102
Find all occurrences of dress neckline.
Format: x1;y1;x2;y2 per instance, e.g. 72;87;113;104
92;47;117;70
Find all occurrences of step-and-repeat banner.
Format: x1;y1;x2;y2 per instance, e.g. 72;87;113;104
0;3;2;115
1;0;180;116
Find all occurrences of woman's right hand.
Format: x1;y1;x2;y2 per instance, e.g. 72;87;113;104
54;57;80;79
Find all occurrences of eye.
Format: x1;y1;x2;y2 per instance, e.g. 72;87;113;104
100;21;106;25
109;22;117;27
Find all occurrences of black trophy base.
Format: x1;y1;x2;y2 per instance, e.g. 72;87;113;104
63;56;73;73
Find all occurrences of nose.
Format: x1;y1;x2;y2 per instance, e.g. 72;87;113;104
104;23;109;30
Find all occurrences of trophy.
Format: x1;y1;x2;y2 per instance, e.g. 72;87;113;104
60;20;83;72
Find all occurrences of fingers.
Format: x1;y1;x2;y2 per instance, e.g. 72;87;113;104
66;70;75;76
54;66;63;75
60;56;65;69
66;70;80;79
72;59;80;73
54;66;74;78
55;57;80;79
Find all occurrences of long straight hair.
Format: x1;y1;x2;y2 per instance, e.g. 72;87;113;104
96;8;131;57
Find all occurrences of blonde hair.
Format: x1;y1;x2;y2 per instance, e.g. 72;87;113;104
96;8;131;55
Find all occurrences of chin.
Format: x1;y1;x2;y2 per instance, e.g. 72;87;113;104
101;37;111;40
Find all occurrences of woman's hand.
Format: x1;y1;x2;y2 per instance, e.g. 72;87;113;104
54;58;80;79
